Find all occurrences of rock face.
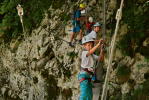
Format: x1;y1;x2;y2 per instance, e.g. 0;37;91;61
0;0;149;100
0;22;81;100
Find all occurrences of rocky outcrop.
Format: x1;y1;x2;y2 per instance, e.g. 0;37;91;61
0;0;149;100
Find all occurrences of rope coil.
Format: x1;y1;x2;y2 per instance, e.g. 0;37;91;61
115;9;122;20
16;4;25;33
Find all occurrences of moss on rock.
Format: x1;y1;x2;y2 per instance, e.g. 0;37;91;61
116;64;130;83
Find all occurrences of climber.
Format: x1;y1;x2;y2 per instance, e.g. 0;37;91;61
78;36;104;100
69;3;86;47
86;22;102;40
85;17;95;35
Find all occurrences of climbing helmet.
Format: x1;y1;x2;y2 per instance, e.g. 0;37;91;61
82;36;94;44
79;3;86;8
93;22;101;27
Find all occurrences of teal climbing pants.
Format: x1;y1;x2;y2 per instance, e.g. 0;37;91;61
78;71;93;100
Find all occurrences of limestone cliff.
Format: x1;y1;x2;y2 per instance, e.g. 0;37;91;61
0;0;149;100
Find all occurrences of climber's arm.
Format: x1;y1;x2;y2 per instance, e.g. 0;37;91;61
98;44;104;61
86;39;103;56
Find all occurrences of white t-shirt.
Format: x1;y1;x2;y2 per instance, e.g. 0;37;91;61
81;51;99;68
86;30;97;40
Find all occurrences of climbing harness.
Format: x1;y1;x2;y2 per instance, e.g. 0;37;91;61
79;78;91;83
101;0;124;100
16;4;25;33
82;68;94;75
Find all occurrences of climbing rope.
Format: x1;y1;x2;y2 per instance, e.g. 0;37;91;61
101;0;124;100
16;5;41;95
16;4;33;83
16;4;29;59
102;0;108;99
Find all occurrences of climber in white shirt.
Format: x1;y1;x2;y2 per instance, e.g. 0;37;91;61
78;36;104;100
86;22;101;40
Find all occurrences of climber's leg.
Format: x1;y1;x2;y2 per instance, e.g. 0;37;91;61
78;72;93;100
70;32;75;43
78;29;83;42
69;26;81;46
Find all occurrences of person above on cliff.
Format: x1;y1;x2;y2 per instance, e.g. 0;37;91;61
69;3;86;47
86;22;102;40
78;36;104;100
85;17;95;35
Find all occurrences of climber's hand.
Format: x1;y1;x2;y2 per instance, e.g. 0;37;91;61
100;44;104;52
88;68;94;72
99;39;104;46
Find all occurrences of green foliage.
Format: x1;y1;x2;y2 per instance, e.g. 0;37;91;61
110;80;149;100
122;94;132;100
67;51;78;58
137;58;149;69
144;1;149;6
63;67;71;79
118;1;149;57
116;64;130;77
52;0;66;9
139;46;149;58
131;80;149;100
109;93;122;100
59;13;70;21
0;0;53;41
0;0;22;40
144;58;149;62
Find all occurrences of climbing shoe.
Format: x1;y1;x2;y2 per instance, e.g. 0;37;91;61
78;39;82;44
69;42;75;47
